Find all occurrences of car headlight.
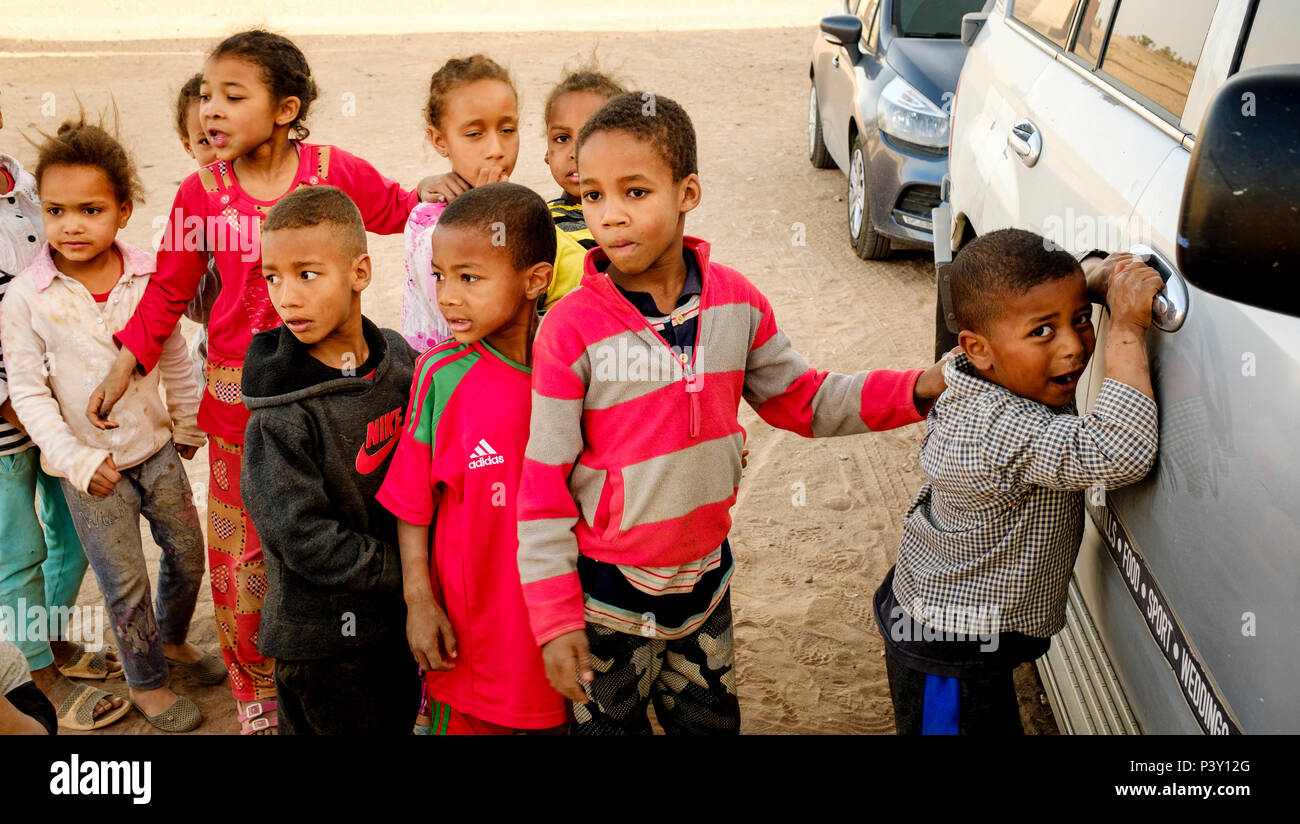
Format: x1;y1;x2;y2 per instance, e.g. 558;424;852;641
876;75;949;149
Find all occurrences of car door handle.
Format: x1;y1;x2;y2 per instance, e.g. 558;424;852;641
1130;244;1188;332
1008;120;1042;167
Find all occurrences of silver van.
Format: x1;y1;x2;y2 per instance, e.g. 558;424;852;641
934;0;1298;733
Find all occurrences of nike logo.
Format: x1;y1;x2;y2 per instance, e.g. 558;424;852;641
356;407;403;475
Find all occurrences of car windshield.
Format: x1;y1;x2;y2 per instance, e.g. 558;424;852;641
893;0;988;38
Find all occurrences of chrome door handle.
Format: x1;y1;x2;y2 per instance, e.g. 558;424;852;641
1008;119;1042;167
1130;244;1188;332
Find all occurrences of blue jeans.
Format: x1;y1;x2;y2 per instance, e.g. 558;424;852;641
0;447;89;671
58;442;205;690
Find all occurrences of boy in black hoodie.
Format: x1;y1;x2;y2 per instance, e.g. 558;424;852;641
241;186;418;735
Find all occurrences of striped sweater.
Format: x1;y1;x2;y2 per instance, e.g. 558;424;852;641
517;236;927;645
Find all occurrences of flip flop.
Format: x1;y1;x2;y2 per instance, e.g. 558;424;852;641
57;644;123;680
55;683;132;730
138;695;202;733
165;651;228;686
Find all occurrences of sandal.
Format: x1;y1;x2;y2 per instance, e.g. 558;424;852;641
138;694;202;733
56;683;132;730
57;644;123;680
165;651;229;686
238;699;278;735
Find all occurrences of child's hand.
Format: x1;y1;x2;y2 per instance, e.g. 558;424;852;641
407;598;457;672
542;629;593;704
1082;252;1136;303
471;167;509;187
417;172;470;204
0;399;26;434
88;456;121;498
86;349;137;430
913;347;957;407
175;442;199;460
1106;261;1165;332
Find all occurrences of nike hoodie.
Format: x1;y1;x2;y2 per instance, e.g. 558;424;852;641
241;316;417;660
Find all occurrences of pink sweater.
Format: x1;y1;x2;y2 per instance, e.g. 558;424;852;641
517;236;926;645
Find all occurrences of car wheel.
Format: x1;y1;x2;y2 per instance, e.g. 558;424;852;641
848;133;891;260
808;83;835;169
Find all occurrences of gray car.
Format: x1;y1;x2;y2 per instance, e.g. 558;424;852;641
808;0;985;258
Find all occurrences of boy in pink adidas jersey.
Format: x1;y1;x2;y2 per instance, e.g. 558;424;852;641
377;183;568;734
517;92;949;734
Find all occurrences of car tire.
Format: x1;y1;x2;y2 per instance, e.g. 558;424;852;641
848;132;891;260
808;82;835;169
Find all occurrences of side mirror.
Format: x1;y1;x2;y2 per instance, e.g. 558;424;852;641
820;14;864;52
1178;65;1300;318
961;13;988;46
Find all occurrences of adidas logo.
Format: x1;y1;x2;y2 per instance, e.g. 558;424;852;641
468;438;505;469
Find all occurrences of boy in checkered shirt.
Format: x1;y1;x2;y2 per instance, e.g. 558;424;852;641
874;229;1164;734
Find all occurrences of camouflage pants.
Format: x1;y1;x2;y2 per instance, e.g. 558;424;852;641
574;590;740;735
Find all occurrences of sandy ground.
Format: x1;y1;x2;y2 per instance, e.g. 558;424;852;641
1;20;1056;735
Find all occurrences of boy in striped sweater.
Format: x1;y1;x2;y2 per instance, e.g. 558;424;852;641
517;92;948;734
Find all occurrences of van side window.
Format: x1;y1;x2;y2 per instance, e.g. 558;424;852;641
1012;0;1080;49
1239;0;1297;72
1071;0;1117;68
1099;0;1216;119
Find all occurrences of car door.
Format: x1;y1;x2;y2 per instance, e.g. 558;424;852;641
820;0;885;169
947;0;1058;235
1076;0;1299;734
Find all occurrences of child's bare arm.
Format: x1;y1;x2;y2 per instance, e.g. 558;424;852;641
397;519;456;671
1102;260;1164;400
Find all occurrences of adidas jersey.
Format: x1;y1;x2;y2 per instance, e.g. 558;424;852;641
376;338;566;729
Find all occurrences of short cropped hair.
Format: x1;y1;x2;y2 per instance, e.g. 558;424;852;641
261;185;367;260
576;91;697;182
436;182;556;271
949;228;1082;333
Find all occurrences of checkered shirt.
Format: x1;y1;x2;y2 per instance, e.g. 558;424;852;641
891;352;1159;638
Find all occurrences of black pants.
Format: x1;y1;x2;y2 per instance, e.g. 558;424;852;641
883;647;1024;735
275;637;418;735
5;681;56;735
573;591;740;735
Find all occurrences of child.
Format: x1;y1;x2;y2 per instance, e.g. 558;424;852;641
172;72;220;388
241;185;418;735
872;229;1162;734
0;92;124;730
85;29;446;733
542;64;627;250
0;115;221;732
378;182;568;735
401;54;587;353
517;92;947;734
